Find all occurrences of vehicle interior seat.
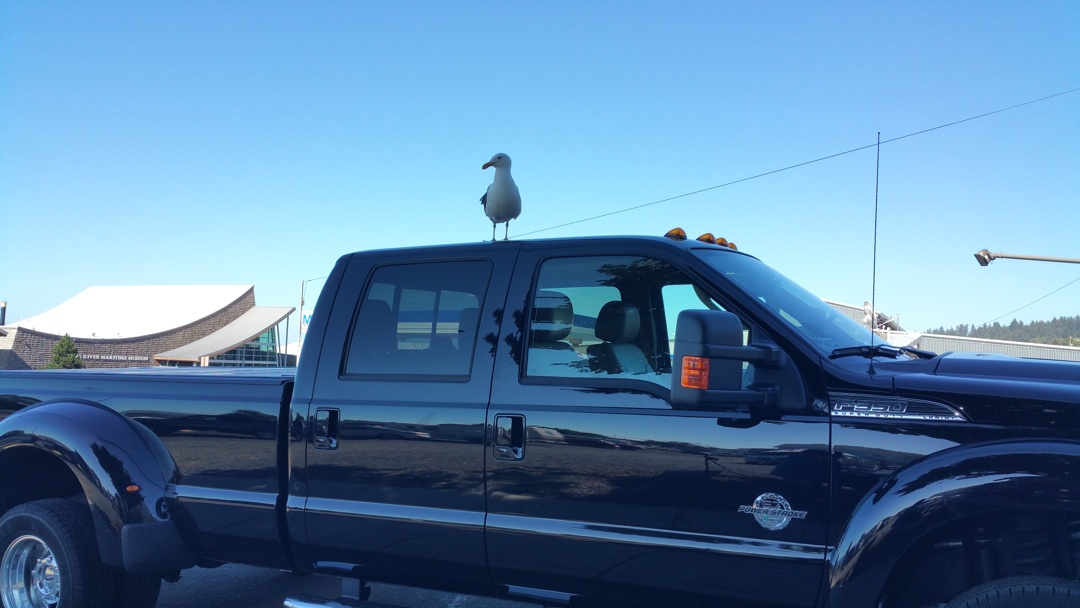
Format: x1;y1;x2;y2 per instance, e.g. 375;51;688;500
348;299;397;373
588;301;651;376
419;305;480;375
527;290;584;376
455;306;480;350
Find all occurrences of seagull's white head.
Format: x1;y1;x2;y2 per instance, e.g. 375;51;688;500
482;153;512;170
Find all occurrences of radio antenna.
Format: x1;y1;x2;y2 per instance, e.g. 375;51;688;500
869;132;881;376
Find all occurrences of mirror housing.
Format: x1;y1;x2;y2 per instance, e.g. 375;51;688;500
671;309;779;409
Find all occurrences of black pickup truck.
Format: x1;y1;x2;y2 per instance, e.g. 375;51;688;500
1;234;1079;608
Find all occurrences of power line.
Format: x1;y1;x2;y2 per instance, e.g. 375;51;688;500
515;87;1080;238
980;274;1080;326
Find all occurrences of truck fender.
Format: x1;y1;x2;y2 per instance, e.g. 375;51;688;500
0;398;196;572
828;439;1080;608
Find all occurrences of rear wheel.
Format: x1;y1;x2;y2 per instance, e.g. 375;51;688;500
0;499;113;608
945;576;1080;608
111;568;161;608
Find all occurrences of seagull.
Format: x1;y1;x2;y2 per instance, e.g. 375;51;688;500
480;152;521;241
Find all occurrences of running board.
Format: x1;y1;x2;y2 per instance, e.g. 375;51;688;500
283;597;404;608
284;576;387;608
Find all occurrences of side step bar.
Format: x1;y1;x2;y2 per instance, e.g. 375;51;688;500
284;597;363;608
285;577;397;608
284;597;408;608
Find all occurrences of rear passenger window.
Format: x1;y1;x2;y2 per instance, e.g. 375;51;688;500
343;261;490;379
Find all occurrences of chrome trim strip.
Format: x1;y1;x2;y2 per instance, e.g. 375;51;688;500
171;486;277;507
303;498;485;528
486;514;828;562
506;586;574;603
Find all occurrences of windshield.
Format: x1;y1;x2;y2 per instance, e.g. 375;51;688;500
694;249;876;353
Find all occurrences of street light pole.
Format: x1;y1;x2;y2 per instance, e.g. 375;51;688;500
974;249;1080;266
297;276;328;352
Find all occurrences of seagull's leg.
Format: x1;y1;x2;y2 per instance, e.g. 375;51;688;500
491;222;497;242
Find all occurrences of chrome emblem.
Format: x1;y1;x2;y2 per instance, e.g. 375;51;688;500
738;493;807;531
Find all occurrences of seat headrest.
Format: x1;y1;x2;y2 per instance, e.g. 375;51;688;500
356;299;396;353
457;307;480;337
595;301;640;344
532;290;574;342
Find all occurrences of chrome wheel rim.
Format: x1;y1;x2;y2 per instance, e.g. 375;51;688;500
1;534;61;608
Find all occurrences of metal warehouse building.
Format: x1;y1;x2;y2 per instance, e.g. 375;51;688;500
826;300;1080;363
0;285;293;370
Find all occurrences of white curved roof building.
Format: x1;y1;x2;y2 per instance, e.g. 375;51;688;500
0;286;294;370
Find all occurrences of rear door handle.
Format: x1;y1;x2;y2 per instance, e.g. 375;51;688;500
493;414;526;461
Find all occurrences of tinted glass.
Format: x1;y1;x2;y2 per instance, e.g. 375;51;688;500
525;256;733;387
694;249;875;352
344;260;491;378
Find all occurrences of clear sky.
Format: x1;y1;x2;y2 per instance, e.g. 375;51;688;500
2;2;1078;344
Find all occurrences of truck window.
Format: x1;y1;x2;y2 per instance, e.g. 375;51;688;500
524;256;745;387
343;260;491;379
693;249;875;353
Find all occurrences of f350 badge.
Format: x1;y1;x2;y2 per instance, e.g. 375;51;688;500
738;493;807;531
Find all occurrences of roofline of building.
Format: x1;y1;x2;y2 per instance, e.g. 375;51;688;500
882;330;1080;352
154;306;295;363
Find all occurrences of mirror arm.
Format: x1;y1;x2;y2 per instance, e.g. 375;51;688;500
687;386;778;406
701;344;781;367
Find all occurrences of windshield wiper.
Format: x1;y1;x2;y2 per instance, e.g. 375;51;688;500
829;344;903;359
898;345;937;359
829;344;937;360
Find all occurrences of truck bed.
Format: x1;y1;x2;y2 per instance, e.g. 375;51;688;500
1;366;297;569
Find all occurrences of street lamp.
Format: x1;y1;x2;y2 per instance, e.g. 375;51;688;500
298;276;327;351
974;250;1080;267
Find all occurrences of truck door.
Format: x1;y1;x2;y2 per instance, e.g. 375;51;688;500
486;250;830;607
296;248;514;594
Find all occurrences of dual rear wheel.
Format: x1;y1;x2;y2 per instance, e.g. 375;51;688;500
945;576;1080;608
0;499;160;608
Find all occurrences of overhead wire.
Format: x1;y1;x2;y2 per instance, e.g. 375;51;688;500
515;87;1080;238
980;274;1080;326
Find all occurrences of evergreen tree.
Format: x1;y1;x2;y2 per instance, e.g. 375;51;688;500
46;334;84;369
926;315;1080;345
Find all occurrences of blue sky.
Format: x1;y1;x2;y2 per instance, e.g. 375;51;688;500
2;2;1078;343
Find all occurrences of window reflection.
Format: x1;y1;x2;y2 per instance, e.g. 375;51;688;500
524;256;744;388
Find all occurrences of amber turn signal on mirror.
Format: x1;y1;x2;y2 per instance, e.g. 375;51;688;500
680;356;710;389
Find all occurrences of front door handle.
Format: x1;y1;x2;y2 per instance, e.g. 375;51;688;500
313;408;339;450
493;414;526;461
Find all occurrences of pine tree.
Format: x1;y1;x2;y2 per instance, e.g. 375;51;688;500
46;334;84;369
926;315;1080;345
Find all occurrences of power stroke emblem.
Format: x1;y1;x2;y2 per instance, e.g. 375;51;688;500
738;493;807;531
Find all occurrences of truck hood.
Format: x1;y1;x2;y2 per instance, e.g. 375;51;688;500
840;352;1080;428
933;352;1080;384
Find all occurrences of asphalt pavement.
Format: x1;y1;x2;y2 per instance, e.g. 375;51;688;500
155;563;537;608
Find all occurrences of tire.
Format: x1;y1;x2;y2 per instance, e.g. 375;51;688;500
945;576;1080;608
111;569;161;608
0;499;114;608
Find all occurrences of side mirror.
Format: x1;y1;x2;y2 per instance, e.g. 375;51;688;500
671;310;779;409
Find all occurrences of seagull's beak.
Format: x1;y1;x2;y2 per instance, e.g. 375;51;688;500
482;161;494;170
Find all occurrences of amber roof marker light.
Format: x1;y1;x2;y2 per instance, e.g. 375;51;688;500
664;227;688;241
664;228;738;250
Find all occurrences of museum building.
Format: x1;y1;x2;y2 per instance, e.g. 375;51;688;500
0;285;293;370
